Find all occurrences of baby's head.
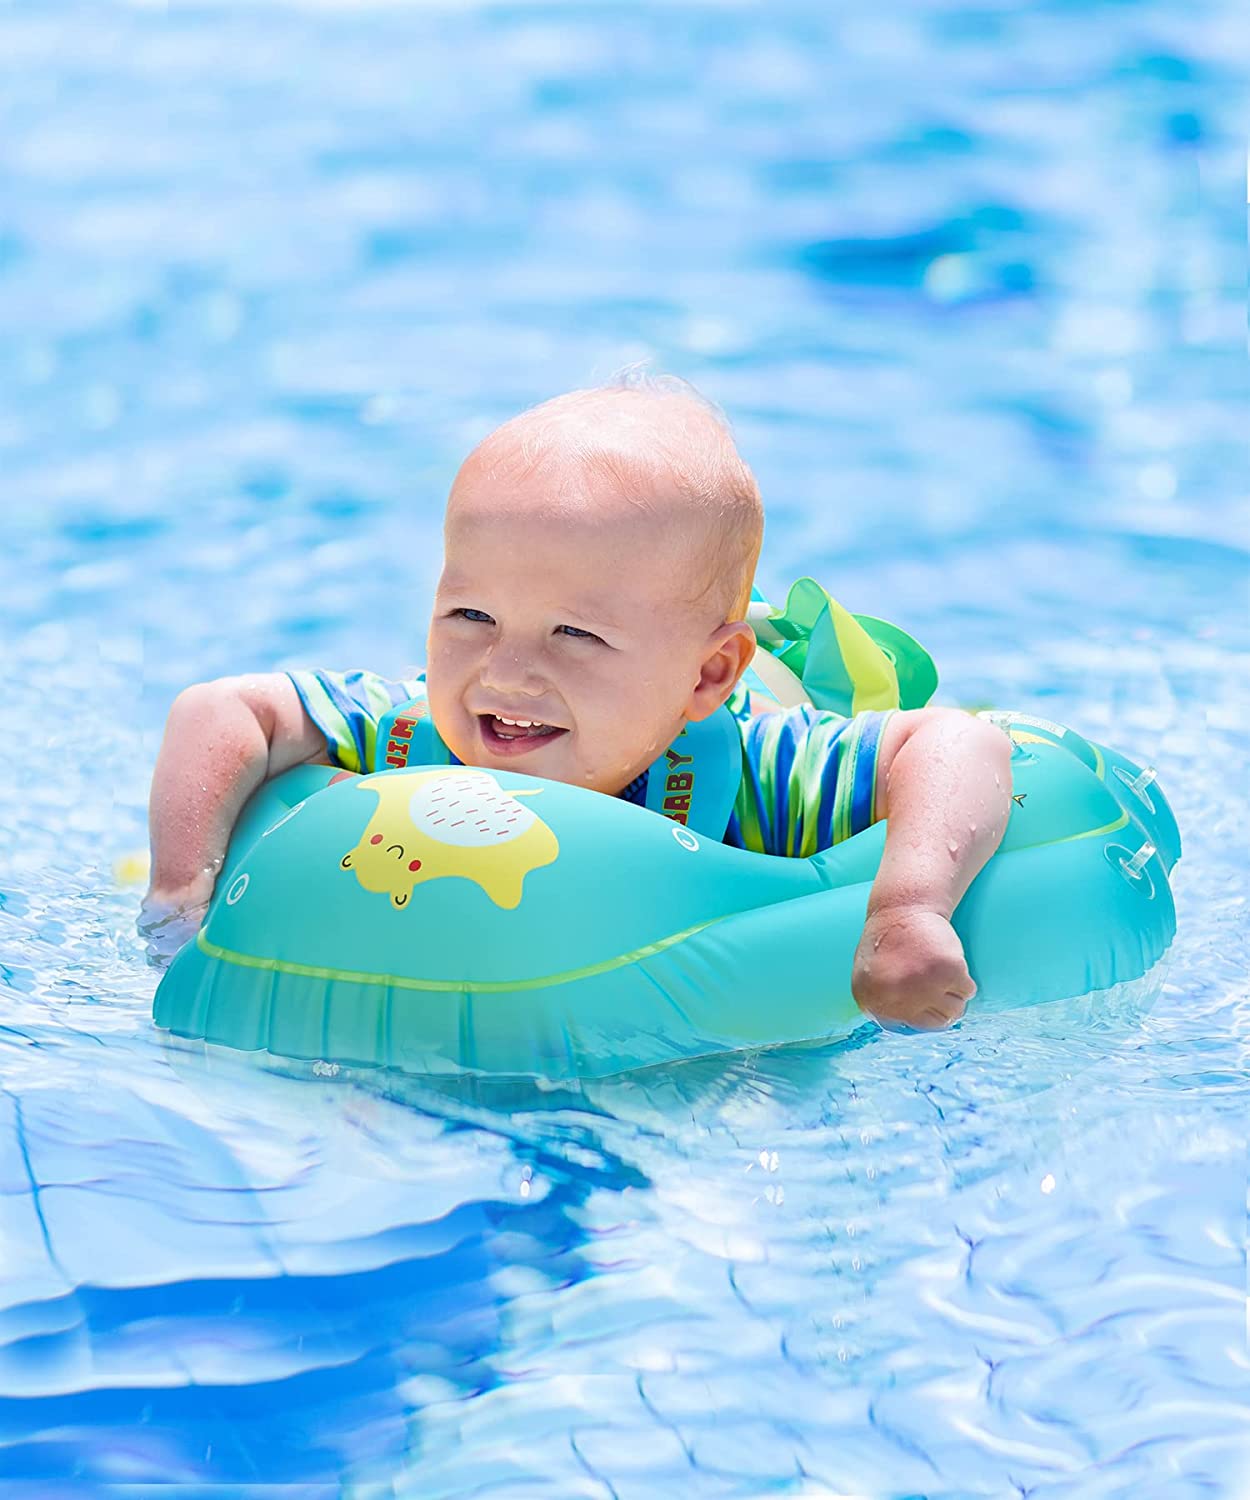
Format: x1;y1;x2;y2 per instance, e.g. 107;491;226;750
426;375;763;793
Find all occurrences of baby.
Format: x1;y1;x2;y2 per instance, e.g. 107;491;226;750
141;376;1012;1031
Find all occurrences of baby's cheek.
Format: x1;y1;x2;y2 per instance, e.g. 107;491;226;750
421;668;455;718
423;641;467;705
438;718;477;767
422;686;472;765
605;711;671;787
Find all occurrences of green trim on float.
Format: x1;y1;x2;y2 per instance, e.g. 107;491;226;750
196;916;725;994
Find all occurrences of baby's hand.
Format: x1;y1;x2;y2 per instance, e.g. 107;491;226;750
851;905;975;1031
138;880;214;971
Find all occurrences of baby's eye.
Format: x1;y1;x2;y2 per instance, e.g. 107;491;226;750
556;624;603;643
451;607;494;624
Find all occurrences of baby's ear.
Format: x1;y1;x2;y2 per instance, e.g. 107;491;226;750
687;621;756;721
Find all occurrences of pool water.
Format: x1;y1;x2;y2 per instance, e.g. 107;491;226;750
1;2;1246;1494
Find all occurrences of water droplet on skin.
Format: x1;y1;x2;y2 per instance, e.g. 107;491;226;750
969;822;977;834
872;934;883;950
947;839;959;856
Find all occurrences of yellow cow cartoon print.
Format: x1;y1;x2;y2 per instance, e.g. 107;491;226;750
340;768;559;910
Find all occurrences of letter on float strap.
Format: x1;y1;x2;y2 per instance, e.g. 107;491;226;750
645;706;741;839
375;694;452;771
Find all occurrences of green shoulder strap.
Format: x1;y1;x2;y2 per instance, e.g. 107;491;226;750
745;577;938;716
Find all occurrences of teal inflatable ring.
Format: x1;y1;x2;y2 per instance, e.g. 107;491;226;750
153;711;1179;1081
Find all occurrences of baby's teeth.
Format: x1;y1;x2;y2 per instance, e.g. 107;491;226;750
497;716;534;727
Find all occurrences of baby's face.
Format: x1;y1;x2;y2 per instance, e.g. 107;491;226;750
426;455;748;794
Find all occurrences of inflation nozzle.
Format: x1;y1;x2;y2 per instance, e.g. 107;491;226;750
1120;842;1156;880
1114;763;1158;810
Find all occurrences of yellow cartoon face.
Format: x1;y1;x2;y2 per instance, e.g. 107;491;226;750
340;768;559;910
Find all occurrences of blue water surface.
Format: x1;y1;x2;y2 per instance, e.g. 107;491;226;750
1;1;1247;1495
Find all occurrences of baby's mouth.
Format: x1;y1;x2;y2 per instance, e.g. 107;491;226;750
478;714;567;751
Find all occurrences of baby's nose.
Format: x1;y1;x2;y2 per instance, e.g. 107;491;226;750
479;642;546;695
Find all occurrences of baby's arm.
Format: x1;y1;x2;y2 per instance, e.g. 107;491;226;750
852;708;1012;1030
139;675;327;966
